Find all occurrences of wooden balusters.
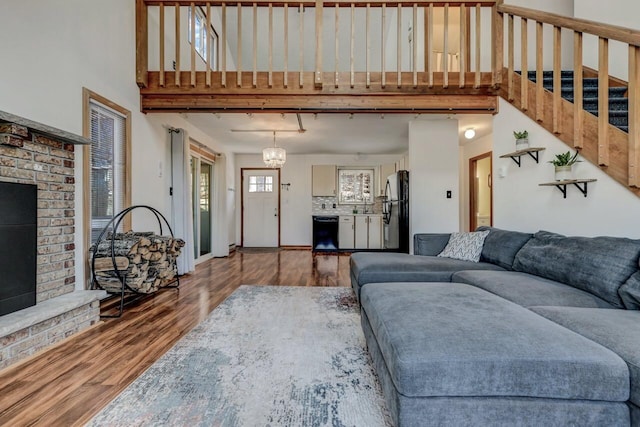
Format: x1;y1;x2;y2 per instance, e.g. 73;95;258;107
284;4;288;88
268;3;273;88
221;3;226;87
350;3;355;88
598;37;609;166
459;5;467;88
206;2;211;87
535;21;543;121
175;3;181;87
427;3;434;88
413;3;418;88
507;13;513;100
573;31;583;148
190;3;196;87
335;4;339;88
382;3;386;88
552;25;561;133
397;3;402;88
493;2;503;87
520;17;527;111
367;3;371;88
237;3;242;87
474;3;481;89
299;3;304;88
253;3;257;88
315;0;323;87
629;45;640;187
159;3;165;87
442;3;449;88
136;0;148;88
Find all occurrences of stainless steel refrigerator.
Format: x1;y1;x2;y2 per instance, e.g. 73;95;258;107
383;170;409;253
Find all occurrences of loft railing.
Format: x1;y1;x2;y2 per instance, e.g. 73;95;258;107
497;4;640;190
135;0;502;112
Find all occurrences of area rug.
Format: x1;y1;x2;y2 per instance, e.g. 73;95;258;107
87;285;392;427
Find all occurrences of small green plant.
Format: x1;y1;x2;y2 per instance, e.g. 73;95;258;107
513;130;528;139
548;150;582;167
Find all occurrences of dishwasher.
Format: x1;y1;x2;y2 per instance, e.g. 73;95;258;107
312;216;339;251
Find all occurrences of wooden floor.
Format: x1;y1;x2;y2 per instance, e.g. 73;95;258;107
0;250;352;426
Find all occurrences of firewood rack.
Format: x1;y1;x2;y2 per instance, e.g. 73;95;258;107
90;205;180;318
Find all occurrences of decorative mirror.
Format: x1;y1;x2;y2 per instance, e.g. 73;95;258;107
337;168;375;204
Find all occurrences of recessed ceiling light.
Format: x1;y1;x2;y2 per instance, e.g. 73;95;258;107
464;128;476;139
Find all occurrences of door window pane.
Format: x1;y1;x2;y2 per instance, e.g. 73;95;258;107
249;175;273;193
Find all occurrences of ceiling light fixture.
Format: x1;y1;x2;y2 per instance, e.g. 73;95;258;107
348;113;354;120
464;128;476;139
263;131;286;168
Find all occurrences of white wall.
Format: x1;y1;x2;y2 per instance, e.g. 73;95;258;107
0;0;232;289
408;120;460;252
574;0;640;81
493;98;640;237
459;134;493;231
234;153;401;246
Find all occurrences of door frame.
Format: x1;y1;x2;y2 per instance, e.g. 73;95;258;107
468;152;493;231
191;153;215;264
240;167;281;247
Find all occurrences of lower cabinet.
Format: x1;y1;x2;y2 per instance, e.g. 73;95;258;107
354;215;383;249
339;216;355;249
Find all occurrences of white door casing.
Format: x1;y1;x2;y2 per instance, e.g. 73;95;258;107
242;169;279;247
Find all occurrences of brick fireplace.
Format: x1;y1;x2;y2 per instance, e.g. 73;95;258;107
0;111;105;370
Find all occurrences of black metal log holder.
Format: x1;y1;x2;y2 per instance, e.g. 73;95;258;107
90;205;180;318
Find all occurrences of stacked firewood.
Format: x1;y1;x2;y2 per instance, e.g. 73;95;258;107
91;231;185;294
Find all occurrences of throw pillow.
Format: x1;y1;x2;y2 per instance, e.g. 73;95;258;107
437;231;490;262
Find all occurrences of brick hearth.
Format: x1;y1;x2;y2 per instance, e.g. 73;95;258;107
0;110;105;370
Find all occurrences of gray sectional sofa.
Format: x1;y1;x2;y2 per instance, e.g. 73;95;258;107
350;227;640;426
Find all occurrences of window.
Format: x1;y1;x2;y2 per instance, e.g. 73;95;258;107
249;175;273;193
338;168;375;204
83;89;131;247
188;7;218;68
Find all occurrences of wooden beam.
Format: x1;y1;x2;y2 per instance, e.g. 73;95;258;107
598;37;609;166
136;0;149;88
141;93;499;112
492;3;503;87
507;13;513;100
474;3;481;89
144;1;500;7
629;45;640;187
573;31;583;149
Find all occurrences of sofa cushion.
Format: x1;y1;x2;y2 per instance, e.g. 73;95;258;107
619;271;640;310
437;230;490;262
630;402;640;426
451;271;615;309
530;306;640;407
513;230;640;308
476;226;532;270
349;252;504;289
413;233;452;256
360;282;629;402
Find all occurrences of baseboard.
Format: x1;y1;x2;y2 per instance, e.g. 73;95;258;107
280;245;312;250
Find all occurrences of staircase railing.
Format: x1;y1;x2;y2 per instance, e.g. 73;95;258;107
497;4;640;190
136;0;501;112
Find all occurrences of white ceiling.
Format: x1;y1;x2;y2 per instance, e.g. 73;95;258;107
183;112;493;155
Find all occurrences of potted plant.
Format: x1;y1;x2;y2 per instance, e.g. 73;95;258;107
549;150;582;181
513;130;529;151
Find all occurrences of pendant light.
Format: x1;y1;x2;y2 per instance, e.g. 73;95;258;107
263;131;286;168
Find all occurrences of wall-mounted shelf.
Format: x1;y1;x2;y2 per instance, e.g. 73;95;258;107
499;147;546;167
539;179;597;198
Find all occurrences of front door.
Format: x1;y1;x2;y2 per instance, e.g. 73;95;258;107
242;169;280;247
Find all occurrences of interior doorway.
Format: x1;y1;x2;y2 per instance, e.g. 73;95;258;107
241;168;280;247
191;155;214;262
469;152;493;231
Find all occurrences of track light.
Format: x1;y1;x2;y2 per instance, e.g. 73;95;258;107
464;128;476;139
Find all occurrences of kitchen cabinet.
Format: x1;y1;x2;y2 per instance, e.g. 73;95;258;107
312;165;337;196
378;163;396;196
354;215;383;249
339;216;355;249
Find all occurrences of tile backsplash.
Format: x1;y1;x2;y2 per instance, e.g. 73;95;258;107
312;196;383;215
